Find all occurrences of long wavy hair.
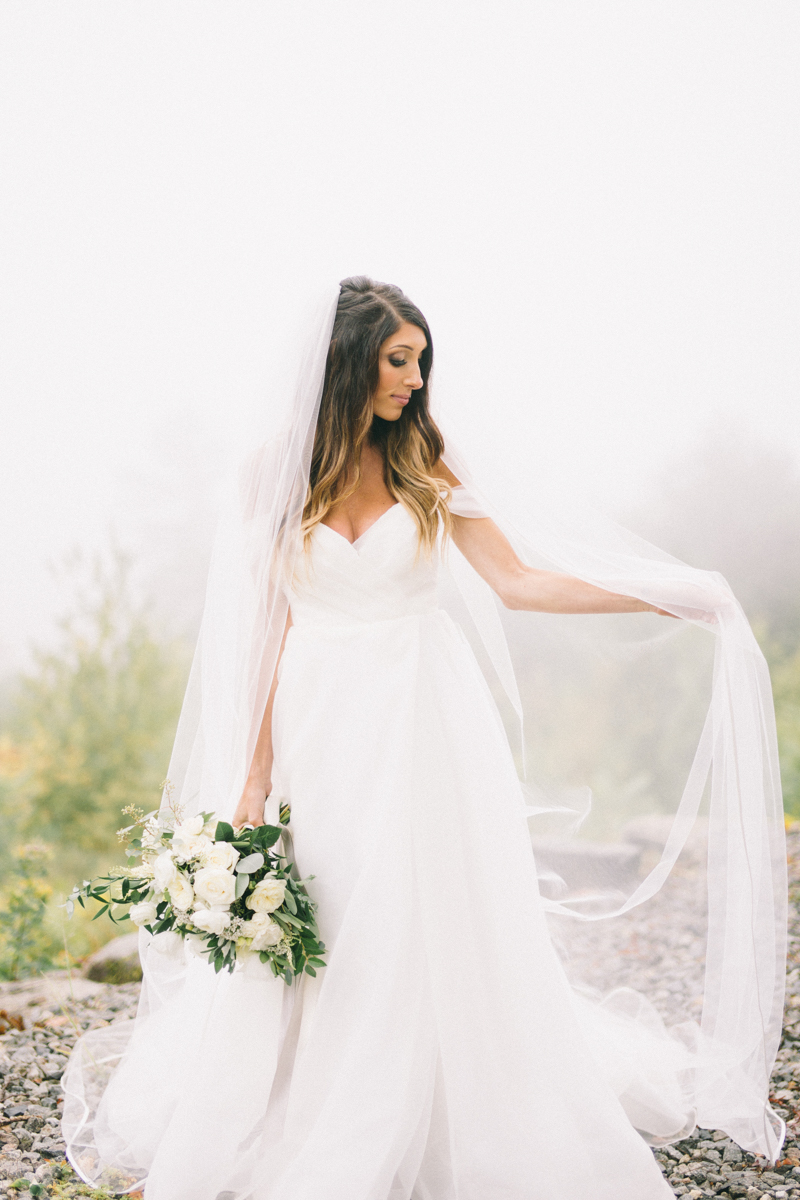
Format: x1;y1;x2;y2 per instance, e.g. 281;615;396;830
302;276;451;552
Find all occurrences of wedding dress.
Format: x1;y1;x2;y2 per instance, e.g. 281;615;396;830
63;494;690;1200
62;283;787;1194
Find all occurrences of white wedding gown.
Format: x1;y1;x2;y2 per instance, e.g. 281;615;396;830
63;501;688;1200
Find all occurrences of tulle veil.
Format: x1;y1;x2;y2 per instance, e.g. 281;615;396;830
62;281;786;1184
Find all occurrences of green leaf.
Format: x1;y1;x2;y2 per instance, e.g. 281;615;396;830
215;821;235;842
283;889;297;914
277;911;303;930
91;904;109;921
304;964;317;977
236;852;264;874
235;873;250;899
256;824;282;848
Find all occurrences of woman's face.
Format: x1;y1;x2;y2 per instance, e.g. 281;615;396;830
372;322;427;421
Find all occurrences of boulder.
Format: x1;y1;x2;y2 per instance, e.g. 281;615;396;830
531;839;642;893
84;932;142;984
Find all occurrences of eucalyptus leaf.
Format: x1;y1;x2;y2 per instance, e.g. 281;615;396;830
235;872;250;899
236;852;264;873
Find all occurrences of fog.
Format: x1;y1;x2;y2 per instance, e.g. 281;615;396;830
1;2;798;670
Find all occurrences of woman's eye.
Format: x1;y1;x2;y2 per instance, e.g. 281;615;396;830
389;357;407;367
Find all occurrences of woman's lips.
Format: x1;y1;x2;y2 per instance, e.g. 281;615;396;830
392;394;410;406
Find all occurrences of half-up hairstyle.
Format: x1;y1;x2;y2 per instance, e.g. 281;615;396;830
302;276;451;553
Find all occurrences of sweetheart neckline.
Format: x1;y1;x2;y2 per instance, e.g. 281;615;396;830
318;503;402;549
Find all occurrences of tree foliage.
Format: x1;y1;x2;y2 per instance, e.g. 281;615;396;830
0;550;189;970
0;842;54;981
10;551;187;858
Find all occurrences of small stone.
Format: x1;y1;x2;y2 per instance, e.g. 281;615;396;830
0;1162;28;1182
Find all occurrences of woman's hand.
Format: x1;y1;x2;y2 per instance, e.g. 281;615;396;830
232;779;270;829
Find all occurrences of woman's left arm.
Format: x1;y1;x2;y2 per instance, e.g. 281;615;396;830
435;464;672;616
451;515;667;614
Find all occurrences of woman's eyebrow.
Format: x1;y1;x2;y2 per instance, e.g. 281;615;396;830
388;343;425;352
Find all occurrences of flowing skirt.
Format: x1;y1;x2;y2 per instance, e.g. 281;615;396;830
63;609;687;1200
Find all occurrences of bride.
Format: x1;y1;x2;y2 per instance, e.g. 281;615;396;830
63;277;786;1200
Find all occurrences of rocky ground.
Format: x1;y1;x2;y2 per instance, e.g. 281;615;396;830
2;838;800;1198
0;979;140;1198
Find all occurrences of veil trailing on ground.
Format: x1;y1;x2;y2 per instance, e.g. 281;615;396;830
63;282;786;1185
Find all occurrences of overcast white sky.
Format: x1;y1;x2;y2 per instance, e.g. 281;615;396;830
1;2;798;671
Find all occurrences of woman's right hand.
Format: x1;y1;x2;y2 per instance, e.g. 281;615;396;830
232;779;271;829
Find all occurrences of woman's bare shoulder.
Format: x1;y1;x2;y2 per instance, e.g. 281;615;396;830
431;459;461;488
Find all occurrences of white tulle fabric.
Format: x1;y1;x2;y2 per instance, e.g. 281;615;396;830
61;283;787;1197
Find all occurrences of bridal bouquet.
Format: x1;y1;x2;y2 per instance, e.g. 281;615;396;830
67;792;326;982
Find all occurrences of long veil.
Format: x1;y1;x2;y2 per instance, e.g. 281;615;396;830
62;282;786;1188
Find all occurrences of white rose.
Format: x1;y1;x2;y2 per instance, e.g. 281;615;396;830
245;912;283;951
194;866;236;908
191;907;230;935
172;832;212;863
176;814;205;837
167;872;194;912
130;900;158;927
246;877;286;914
154;851;177;891
201;841;240;871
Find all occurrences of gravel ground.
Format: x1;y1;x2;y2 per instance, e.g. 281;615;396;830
2;834;800;1199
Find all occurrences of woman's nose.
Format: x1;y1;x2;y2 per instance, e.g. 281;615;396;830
406;366;423;389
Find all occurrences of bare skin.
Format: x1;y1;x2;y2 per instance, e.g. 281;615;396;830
233;321;672;827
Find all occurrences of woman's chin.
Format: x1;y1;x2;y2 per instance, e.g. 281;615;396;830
372;405;405;423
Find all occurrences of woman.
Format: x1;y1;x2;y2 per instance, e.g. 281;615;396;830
63;278;785;1200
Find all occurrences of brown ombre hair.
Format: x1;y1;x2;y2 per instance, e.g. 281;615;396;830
302;276;451;553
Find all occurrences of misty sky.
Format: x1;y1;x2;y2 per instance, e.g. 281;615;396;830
1;2;798;671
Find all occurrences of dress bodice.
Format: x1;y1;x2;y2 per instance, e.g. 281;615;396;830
288;503;439;628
